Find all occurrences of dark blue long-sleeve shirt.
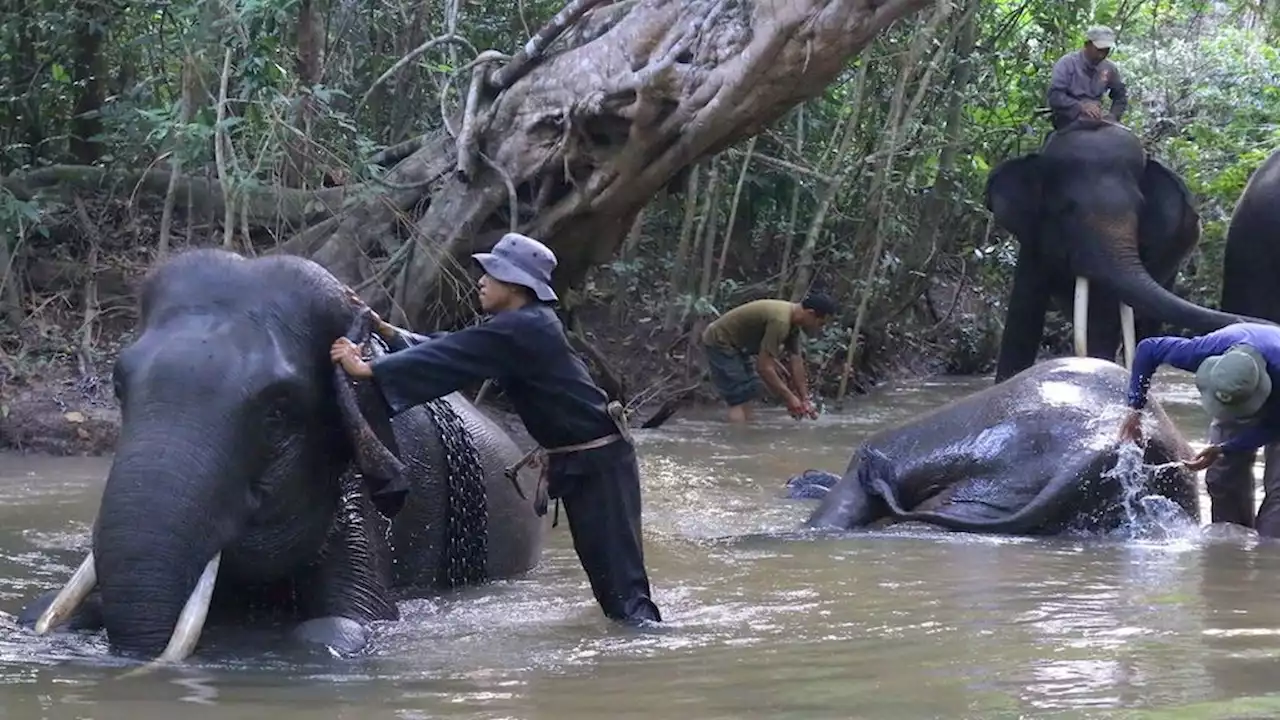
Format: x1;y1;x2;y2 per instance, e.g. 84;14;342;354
1127;323;1280;453
368;304;619;456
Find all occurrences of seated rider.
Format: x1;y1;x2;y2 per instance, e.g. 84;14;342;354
1047;25;1128;131
331;232;662;625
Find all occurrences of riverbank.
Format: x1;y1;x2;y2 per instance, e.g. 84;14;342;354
1;196;1017;457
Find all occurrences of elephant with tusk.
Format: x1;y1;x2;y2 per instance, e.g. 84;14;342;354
18;248;546;662
985;118;1272;383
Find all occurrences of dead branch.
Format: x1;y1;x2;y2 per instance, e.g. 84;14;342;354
215;47;235;248
3;166;354;228
70;196;101;378
487;0;614;91
638;382;700;429
370;135;428;167
359;34;479;109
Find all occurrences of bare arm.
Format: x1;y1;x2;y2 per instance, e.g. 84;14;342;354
1107;65;1128;121
756;352;800;407
787;350;810;401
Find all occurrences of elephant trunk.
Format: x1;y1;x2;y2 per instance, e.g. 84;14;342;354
1076;212;1252;336
89;431;241;659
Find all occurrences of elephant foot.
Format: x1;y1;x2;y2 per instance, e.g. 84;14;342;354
784;469;842;499
17;589;104;633
290;616;371;657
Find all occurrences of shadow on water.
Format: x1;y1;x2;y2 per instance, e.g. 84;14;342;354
3;369;1280;717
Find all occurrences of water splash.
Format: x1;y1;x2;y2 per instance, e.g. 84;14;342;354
1100;442;1198;541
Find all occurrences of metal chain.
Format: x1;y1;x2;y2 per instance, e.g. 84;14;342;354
423;397;489;588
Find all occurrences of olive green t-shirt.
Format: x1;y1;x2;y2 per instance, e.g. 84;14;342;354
702;299;801;359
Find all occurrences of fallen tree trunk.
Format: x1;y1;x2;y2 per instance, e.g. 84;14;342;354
3;165;359;231
284;0;933;328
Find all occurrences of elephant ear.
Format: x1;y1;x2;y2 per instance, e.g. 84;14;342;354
333;309;410;519
1140;157;1200;257
985;154;1042;240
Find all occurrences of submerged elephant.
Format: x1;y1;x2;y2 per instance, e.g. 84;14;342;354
985;119;1264;383
19;249;546;661
805;357;1200;535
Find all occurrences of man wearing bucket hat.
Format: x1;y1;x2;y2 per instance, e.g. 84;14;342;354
330;232;662;624
1047;25;1128;131
1119;322;1280;535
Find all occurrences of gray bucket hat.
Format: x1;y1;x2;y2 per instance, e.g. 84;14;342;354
1195;344;1272;422
1086;25;1116;49
471;232;558;302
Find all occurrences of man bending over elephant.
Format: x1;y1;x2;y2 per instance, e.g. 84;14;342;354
1047;25;1128;131
701;294;836;423
1119;323;1280;535
330;232;662;624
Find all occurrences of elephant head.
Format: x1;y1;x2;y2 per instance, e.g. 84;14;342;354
985;120;1262;376
33;249;407;660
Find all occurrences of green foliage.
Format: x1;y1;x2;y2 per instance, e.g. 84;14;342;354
4;0;1280;384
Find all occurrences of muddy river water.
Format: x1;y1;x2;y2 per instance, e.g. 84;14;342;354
3;369;1280;719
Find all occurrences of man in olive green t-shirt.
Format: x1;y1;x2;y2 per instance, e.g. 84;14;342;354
701;293;837;423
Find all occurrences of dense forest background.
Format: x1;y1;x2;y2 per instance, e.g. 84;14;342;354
2;0;1279;447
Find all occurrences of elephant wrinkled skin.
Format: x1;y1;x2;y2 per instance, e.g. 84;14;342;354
805;357;1201;535
19;249;546;660
985;119;1266;382
1205;147;1280;530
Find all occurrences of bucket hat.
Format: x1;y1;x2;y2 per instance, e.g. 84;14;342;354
1195;344;1272;421
471;232;558;302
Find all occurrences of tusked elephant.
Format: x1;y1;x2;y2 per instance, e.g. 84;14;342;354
804;357;1200;535
17;248;546;662
985;118;1267;383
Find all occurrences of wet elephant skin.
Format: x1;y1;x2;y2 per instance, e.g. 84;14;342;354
806;357;1200;535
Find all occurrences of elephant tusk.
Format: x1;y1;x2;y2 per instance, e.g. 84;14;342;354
1073;276;1089;357
119;551;221;679
34;552;97;635
1120;303;1136;370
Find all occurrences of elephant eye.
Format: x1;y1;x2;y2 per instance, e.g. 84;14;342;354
259;382;304;432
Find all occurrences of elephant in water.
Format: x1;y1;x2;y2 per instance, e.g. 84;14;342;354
804;357;1201;535
985;119;1267;383
18;249;546;661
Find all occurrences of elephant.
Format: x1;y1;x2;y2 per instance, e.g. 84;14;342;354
784;469;841;500
804;356;1201;535
17;248;546;662
985;118;1265;383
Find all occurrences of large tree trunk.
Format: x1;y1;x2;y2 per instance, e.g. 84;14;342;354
274;0;932;329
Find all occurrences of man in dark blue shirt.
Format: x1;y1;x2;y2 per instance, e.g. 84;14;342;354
1119;323;1280;535
330;233;662;624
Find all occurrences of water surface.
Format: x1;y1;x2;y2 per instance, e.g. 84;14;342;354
3;369;1280;719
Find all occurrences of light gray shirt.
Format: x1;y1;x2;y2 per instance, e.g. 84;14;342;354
1047;50;1128;127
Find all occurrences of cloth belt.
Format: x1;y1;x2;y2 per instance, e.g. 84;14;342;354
503;401;632;524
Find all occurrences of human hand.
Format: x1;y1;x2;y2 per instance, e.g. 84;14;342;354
1183;444;1223;472
1081;102;1103;119
800;400;819;420
330;337;373;379
1117;409;1143;444
786;396;808;420
343;285;393;339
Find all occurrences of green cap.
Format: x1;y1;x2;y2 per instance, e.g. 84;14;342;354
1086;25;1116;49
1195;344;1271;421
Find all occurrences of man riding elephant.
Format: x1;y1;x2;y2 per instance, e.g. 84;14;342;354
1048;25;1128;131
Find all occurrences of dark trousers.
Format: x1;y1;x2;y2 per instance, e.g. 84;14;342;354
553;443;662;623
1205;419;1280;537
